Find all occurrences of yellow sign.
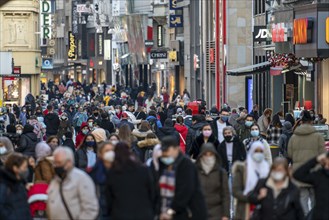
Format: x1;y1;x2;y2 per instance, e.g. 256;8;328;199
169;51;177;62
326;17;329;44
68;32;77;60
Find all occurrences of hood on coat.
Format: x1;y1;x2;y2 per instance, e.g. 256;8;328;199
294;124;317;136
23;124;34;134
80;121;88;130
190;121;208;131
0;167;19;183
137;138;160;148
174;124;188;133
159;127;176;135
23;132;38;142
132;129;153;138
45;113;58;121
196;143;222;167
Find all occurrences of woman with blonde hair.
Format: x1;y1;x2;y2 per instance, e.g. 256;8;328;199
34;142;55;184
0;137;14;166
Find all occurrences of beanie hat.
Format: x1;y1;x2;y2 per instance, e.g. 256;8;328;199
92;128;107;143
283;121;292;131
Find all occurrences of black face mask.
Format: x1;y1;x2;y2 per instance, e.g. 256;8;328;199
94;113;99;117
54;167;67;179
224;135;233;142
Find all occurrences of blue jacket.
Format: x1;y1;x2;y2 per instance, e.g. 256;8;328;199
146;116;163;129
0;168;32;220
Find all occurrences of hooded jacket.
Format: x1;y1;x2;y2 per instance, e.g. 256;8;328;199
196;144;230;220
156;119;180;141
174;124;189;153
190;134;220;159
16;125;38;157
44;112;60;135
288;124;325;187
75;122;89;148
0;168;32;220
132;129;154;141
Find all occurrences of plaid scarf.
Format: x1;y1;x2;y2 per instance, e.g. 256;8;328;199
159;169;176;213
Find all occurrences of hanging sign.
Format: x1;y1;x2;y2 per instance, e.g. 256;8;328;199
40;0;52;39
293;18;313;44
68;31;77;60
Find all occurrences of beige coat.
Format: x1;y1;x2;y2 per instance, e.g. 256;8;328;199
47;167;99;220
232;161;249;220
288;124;325;187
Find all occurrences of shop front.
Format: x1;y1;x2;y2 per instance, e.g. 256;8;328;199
2;74;33;106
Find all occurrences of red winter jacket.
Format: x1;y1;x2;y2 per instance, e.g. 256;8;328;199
75;122;89;148
174;124;188;153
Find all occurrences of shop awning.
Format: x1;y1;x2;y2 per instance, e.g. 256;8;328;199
227;61;271;76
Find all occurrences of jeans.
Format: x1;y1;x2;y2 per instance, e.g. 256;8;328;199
300;187;315;216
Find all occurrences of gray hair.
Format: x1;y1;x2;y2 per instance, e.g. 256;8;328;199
53;146;75;165
222;126;236;135
35;142;52;161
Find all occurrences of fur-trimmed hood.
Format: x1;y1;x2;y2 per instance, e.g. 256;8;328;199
137;138;160;148
132;129;153;138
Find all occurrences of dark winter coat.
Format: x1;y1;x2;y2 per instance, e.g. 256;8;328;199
156;126;180;142
76;148;88;169
190;134;220;159
189;121;209;138
16;132;38;157
106;165;155;220
151;153;208;220
99;119;115;134
132;129;154;141
137;138;160;162
62;138;76;153
248;178;304;220
293;157;329;220
118;119;135;131
0;168;32;220
196;144;230;220
217;137;246;173
58;120;73;139
211;119;231;140
44;113;60;135
134;111;147;120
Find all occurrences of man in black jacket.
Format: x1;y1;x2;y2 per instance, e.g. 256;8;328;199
293;152;329;220
99;112;115;134
151;136;207;220
156;119;180;142
44;105;60;137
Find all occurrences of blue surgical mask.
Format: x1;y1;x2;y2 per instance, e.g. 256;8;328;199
160;157;175;165
245;121;253;127
85;141;96;147
250;130;259;137
221;116;229;122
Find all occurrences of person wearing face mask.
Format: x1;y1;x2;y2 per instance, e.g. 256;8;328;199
190;124;220;159
212;108;231;143
196;143;230;220
248;158;304;220
232;141;270;220
16;124;38;157
73;106;88;133
257;108;273;138
58;113;74;142
115;105;123;119
62;132;76;153
0;153;32;219
3;125;20;148
151;136;207;220
243;124;272;165
75;122;89;148
76;134;97;170
218;126;246;174
46;136;60;153
235;114;255;142
87;117;95;131
47;147;99;220
0;137;14;166
89;142;114;220
293;152;329;220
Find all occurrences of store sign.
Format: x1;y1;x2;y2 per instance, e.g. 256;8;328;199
169;51;177;62
42;58;53;69
104;40;111;60
326;17;329;44
72;0;78;35
68;32;77;60
169;15;183;28
40;0;52;39
13;66;21;74
272;23;289;43
145;40;154;47
157;26;163;47
293;18;313;44
97;34;103;56
169;0;182;10
254;26;271;42
77;4;93;13
150;51;168;59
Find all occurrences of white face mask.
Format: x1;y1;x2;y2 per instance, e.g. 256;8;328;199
271;171;286;181
110;140;119;146
17;130;23;135
103;151;115;163
252;152;265;163
201;155;216;174
0;147;7;155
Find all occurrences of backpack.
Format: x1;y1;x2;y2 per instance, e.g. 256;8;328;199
148;118;159;133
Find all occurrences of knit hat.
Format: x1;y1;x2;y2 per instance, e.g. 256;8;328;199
283;121;292;131
92;128;107;143
80;122;88;130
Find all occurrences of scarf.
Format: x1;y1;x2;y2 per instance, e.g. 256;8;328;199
159;169;176;213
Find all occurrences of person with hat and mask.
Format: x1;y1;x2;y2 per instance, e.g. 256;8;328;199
0;137;14;166
16;124;38;157
196;143;230;220
288;110;326;216
212;108;231;143
151;135;207;220
75;122;90;148
232;141;270;220
58;113;73;141
278;121;293;159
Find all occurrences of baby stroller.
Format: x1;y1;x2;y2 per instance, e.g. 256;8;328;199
27;183;48;220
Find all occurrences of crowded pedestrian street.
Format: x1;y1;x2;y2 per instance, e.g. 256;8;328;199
0;0;329;220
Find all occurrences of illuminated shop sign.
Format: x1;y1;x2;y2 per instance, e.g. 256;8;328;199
40;0;52;39
293;18;313;44
68;32;77;60
326;17;329;44
272;23;290;43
